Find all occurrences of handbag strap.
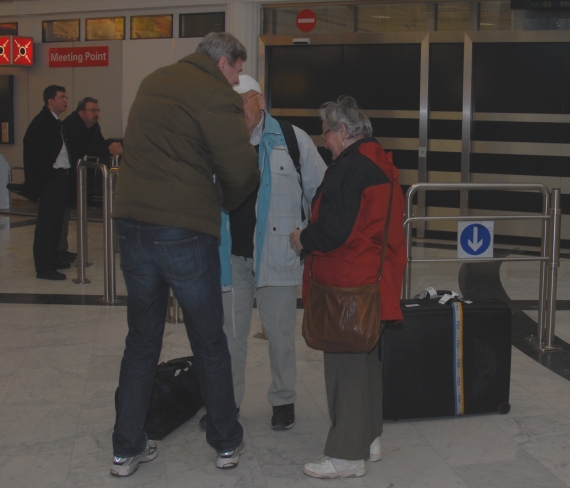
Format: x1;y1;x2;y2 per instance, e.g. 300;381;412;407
309;178;395;279
378;179;394;281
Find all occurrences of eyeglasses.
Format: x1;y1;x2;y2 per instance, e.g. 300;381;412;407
85;109;101;113
56;95;68;101
321;129;331;141
241;93;260;105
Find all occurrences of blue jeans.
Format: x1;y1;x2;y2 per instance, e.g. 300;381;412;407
112;219;243;457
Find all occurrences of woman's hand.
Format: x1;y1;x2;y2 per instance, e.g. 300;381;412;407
289;229;303;253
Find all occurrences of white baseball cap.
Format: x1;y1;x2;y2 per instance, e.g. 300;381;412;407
233;74;261;94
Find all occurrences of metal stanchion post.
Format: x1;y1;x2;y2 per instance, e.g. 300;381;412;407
544;188;562;351
73;159;91;284
74;156;105;286
536;194;551;348
100;163;115;304
166;291;183;324
403;189;414;299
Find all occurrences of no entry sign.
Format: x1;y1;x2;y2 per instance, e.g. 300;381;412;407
296;9;317;32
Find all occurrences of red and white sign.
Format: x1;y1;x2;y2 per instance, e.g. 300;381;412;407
0;36;34;66
49;46;108;68
296;9;317;32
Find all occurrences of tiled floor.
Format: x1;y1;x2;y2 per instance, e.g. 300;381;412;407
1;213;569;487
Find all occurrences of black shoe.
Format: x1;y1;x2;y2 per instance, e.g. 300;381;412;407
58;251;77;263
271;403;295;430
55;260;71;269
199;407;240;430
37;269;66;281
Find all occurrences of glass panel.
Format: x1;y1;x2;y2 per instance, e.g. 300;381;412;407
180;12;225;38
522;10;570;30
0;23;18;36
263;6;355;35
130;15;173;39
42;19;80;42
358;4;428;33
85;17;125;41
479;2;513;31
436;2;469;31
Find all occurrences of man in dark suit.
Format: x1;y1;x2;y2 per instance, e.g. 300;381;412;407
59;96;122;261
21;85;71;280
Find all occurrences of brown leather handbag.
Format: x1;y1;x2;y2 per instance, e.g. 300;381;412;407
302;182;393;353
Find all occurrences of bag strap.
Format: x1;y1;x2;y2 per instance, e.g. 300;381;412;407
309;178;394;279
278;119;306;222
378;179;394;281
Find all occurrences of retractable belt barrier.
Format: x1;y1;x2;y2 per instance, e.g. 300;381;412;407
403;183;561;353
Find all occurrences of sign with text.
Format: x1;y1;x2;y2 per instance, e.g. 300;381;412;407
49;46;108;68
457;221;494;259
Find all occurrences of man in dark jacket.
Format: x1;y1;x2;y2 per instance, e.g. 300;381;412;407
60;97;122;261
21;85;71;280
110;32;259;477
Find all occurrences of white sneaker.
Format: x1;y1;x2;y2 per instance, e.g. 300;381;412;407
369;436;382;462
110;440;158;477
303;456;366;478
216;441;245;468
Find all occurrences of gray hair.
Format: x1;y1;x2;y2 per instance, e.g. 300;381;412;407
195;32;247;66
319;96;372;138
76;96;98;112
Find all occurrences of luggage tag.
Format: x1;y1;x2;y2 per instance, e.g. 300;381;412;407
438;293;474;305
438;291;459;304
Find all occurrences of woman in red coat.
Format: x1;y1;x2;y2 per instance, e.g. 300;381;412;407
290;96;406;479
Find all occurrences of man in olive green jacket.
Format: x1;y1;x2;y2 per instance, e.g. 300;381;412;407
111;32;259;477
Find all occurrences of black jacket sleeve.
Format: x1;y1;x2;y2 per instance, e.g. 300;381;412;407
63;113;109;166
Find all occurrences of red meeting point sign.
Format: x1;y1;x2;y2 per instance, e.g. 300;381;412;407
296;9;317;32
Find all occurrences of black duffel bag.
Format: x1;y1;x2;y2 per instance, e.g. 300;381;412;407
115;356;204;440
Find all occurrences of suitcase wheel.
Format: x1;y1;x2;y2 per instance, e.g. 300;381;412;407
498;402;511;415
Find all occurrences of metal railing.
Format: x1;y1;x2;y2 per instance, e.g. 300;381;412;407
166;292;183;324
403;182;561;353
74;156;120;305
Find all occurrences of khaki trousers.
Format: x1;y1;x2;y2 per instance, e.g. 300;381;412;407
222;255;298;407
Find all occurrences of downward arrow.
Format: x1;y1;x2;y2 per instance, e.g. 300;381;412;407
468;226;483;251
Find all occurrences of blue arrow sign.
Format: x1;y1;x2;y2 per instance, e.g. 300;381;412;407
459;223;492;256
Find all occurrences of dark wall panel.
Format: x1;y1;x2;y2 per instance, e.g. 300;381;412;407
427;151;461;172
391;149;418;170
343;44;421;110
429;43;464;112
469;190;544;214
370;118;419;138
471;153;570;177
273;116;322;136
429;120;462;140
268;45;343;109
473;43;566;114
473;121;570;143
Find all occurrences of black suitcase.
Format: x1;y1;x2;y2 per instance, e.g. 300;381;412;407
382;299;511;420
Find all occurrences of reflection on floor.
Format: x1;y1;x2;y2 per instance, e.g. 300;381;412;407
0;214;569;487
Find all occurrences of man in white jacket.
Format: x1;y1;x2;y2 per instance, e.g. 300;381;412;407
202;75;326;430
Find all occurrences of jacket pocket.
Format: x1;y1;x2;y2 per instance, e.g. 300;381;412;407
267;216;302;271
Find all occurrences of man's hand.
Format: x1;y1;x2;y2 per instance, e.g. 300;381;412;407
108;142;123;156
